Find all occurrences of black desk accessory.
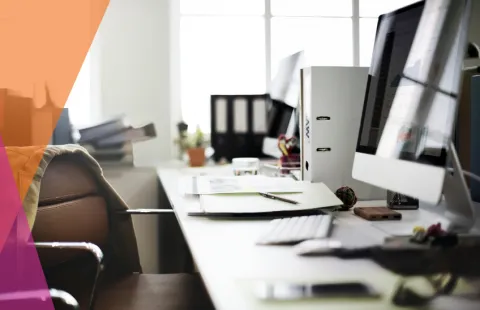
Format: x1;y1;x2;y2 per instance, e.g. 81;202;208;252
255;281;380;300
387;190;419;210
296;227;480;308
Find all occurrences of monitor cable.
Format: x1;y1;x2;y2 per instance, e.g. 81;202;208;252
447;167;480;185
461;169;480;185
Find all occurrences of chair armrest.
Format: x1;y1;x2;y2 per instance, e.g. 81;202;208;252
34;242;103;310
35;242;103;266
50;289;80;310
0;289;79;310
117;209;175;215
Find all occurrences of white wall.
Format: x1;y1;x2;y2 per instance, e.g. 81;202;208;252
169;0;182;159
96;0;177;165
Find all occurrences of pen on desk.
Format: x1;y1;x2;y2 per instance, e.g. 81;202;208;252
259;192;299;205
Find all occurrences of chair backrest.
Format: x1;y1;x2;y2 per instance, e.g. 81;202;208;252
32;155;110;267
31;155;113;307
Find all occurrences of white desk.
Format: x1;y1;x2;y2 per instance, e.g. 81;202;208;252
157;165;478;310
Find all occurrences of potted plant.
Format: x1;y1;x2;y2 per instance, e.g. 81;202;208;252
186;126;206;167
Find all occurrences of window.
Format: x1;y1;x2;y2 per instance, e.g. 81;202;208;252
180;16;265;131
64;41;102;129
359;0;420;66
180;0;421;132
270;17;353;75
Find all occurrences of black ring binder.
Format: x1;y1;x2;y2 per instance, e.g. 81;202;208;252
211;94;268;162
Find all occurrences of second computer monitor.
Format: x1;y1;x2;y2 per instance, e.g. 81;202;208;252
270;50;305;109
263;51;304;158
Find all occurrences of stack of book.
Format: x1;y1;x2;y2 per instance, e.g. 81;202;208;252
77;116;156;165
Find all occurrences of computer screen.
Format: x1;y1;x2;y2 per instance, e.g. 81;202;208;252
357;1;424;157
353;0;472;206
358;0;468;168
376;0;468;166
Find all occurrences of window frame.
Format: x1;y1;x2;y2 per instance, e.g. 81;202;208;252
178;0;418;132
179;0;374;85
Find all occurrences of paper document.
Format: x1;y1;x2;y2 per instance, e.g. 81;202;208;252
195;175;304;195
177;167;233;195
198;182;342;214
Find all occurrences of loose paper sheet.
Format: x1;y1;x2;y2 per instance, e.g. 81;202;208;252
195;175;304;195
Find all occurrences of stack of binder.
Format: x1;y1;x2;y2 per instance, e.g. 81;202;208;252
77;116;157;165
210;94;269;162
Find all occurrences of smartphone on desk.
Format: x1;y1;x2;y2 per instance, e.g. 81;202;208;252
256;282;381;301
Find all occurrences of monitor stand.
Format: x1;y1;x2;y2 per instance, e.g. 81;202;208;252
442;142;477;233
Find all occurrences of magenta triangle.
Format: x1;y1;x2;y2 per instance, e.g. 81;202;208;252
0;142;54;310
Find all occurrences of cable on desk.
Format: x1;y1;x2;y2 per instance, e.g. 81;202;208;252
446;168;480;185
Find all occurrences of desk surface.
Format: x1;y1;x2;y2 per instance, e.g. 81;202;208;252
157;164;477;310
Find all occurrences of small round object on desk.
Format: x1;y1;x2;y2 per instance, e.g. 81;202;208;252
335;186;357;211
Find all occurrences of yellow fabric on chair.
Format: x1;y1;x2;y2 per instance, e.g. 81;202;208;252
5;145;46;230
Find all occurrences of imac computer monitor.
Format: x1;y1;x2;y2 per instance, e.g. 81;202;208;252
263;51;305;158
270;50;305;109
353;0;474;229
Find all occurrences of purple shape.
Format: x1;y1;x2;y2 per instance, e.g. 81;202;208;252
0;207;55;309
0;144;54;309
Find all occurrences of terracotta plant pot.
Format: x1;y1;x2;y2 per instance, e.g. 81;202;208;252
187;147;206;167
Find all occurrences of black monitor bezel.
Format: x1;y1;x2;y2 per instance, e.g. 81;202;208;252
355;0;426;156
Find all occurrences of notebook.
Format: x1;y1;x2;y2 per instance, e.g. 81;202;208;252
189;182;342;217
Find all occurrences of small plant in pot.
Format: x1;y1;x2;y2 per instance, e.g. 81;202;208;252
186;126;206;167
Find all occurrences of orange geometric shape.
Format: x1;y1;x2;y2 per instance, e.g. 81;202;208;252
0;0;110;251
0;0;109;196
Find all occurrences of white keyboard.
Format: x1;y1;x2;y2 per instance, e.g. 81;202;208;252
256;214;334;245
